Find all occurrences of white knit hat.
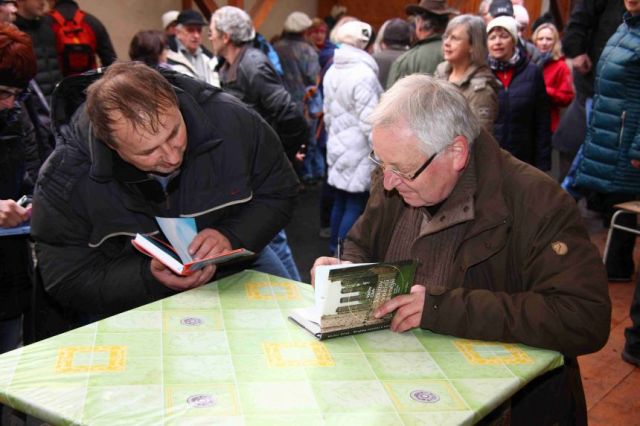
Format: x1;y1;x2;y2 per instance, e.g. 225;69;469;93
487;15;518;42
283;11;312;33
162;10;179;30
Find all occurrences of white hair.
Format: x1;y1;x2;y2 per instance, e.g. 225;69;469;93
211;6;255;44
369;75;481;154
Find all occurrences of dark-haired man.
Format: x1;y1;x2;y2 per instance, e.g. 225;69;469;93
31;63;299;323
386;0;458;89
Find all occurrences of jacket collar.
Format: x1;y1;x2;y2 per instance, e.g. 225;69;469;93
89;85;224;184
220;44;250;84
413;33;442;47
436;62;485;87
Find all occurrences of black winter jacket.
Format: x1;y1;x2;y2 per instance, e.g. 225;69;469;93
31;70;299;317
218;45;308;162
15;14;63;98
492;55;551;171
562;0;625;96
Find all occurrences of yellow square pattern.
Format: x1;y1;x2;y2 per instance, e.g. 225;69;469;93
263;342;335;368
245;281;300;300
55;345;127;373
454;340;533;365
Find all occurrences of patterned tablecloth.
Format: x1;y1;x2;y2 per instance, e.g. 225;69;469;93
0;270;563;425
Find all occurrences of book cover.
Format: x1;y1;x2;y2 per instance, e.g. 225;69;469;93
131;217;254;276
289;260;418;340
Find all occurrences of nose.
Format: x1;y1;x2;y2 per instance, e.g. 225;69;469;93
161;143;182;166
382;170;401;191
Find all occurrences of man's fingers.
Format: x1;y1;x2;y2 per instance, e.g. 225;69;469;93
374;294;413;318
392;312;422;333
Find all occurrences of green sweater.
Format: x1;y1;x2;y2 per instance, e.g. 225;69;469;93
386;34;443;90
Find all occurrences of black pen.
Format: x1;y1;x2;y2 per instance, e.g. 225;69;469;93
337;237;343;262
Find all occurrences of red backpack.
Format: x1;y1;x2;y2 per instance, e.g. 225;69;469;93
50;9;97;76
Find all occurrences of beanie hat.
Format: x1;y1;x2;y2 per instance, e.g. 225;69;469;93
382;18;411;46
487;16;518;42
162;10;179;30
283;11;312;33
489;0;514;18
334;20;372;49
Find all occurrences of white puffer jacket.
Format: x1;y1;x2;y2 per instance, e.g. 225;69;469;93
324;44;382;193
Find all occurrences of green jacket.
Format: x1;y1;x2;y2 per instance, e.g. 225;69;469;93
343;130;610;423
386;34;443;89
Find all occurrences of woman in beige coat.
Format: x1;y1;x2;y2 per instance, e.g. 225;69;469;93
435;14;499;131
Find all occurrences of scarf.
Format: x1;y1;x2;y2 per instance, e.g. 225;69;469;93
488;50;520;72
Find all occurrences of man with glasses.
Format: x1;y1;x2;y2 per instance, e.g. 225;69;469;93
312;75;610;423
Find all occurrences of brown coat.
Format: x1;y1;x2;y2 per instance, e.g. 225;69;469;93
435;62;500;132
343;130;610;424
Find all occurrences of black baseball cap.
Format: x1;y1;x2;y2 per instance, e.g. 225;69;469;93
176;9;207;26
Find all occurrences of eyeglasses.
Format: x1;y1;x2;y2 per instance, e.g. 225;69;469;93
368;150;438;181
0;86;29;102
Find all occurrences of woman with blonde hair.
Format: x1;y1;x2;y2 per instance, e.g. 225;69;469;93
533;22;574;134
434;14;499;131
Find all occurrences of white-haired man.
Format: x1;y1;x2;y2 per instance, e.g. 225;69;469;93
312;75;610;424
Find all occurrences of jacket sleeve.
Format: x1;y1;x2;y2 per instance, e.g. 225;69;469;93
85;14;117;66
467;81;499;132
212;106;300;252
533;66;552;171
246;61;308;162
546;62;575;107
562;0;598;58
386;59;401;90
421;180;611;357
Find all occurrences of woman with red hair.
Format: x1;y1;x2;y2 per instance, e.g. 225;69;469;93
0;22;38;356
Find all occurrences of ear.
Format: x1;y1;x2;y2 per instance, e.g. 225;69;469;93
449;136;470;172
222;32;231;45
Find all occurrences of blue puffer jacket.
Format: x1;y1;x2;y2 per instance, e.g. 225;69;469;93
575;13;640;194
492;54;551;171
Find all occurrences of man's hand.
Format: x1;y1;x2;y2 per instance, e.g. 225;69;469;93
571;54;592;75
374;285;426;333
150;258;216;291
310;256;353;287
0;199;30;228
188;228;232;260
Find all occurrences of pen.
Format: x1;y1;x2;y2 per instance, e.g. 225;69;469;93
17;195;32;207
337;237;343;262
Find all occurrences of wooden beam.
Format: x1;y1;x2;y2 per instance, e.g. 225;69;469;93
181;0;192;10
228;0;244;9
250;0;278;30
192;0;218;18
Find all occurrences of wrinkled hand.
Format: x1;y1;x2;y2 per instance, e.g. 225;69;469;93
374;285;426;333
0;199;30;228
150;258;216;291
189;228;232;260
310;256;352;287
571;54;592;75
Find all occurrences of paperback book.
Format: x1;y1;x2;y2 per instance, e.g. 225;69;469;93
132;217;254;276
289;260;418;340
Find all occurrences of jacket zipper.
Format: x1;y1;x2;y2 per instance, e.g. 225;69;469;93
618;111;626;147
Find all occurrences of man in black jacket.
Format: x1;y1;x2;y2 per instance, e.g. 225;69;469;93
16;0;62;97
30;63;299;323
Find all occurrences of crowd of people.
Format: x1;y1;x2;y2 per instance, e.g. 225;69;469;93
0;0;639;422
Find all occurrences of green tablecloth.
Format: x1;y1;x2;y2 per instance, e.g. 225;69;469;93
0;270;563;425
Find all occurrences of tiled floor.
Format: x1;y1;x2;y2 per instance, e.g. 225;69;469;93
580;211;640;425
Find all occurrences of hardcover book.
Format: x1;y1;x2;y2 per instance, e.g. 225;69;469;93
132;217;254;276
289;260;418;340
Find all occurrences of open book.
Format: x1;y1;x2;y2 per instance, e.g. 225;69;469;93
132;217;254;276
289;260;418;340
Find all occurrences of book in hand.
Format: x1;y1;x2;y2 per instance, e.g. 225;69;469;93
289;260;418;340
131;217;254;276
0;224;30;237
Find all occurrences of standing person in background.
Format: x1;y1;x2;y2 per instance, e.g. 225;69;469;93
129;30;168;67
533;22;574;135
387;0;458;89
0;22;37;357
573;0;640;284
49;0;116;75
488;16;551;171
15;0;62;98
513;4;540;62
434;14;499;131
274;11;320;109
161;10;179;52
555;0;625;180
323;21;382;255
0;0;16;22
372;18;412;88
166;9;219;87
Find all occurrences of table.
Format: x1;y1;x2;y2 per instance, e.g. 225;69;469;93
0;270;563;425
